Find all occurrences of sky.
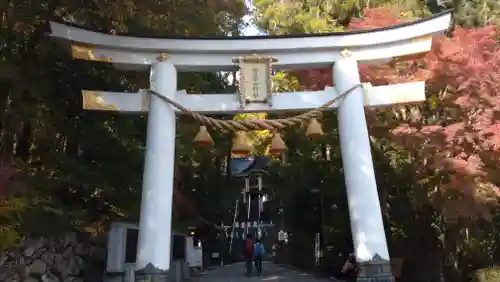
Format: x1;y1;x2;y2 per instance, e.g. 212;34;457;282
242;14;262;36
241;0;263;36
225;5;263;84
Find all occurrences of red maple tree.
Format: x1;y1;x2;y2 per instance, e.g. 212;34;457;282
297;8;500;220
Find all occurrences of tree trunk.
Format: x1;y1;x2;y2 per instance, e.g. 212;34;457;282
15;121;31;161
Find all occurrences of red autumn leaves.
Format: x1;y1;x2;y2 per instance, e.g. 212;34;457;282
297;8;500;219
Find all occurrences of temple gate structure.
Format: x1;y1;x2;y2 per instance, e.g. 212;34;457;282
226;156;274;260
50;10;452;281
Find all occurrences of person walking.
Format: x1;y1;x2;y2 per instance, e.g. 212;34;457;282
243;234;254;277
253;238;265;275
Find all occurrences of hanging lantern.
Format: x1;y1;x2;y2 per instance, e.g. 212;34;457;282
231;131;251;155
193;125;213;146
269;132;287;155
306;118;324;139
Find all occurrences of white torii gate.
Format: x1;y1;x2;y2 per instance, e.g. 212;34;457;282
50;10;451;282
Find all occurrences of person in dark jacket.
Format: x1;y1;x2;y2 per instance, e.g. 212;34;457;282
243;234;254;277
253;238;265;275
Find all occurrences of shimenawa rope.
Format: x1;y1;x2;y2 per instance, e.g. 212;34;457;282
147;84;362;132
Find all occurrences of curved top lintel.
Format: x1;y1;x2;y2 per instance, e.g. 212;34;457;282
50;11;452;70
50;11;451;52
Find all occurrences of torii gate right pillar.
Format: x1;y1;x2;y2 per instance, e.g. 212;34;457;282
335;55;393;281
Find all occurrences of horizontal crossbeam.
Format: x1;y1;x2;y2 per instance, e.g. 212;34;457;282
81;81;425;114
68;39;432;71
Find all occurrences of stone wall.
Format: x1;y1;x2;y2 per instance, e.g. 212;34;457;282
0;233;106;282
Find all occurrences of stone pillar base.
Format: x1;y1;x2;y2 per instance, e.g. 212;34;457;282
135;263;169;282
356;255;395;282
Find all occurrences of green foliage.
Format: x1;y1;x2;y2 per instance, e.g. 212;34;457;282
447;0;500;27
0;0;246;249
254;0;346;34
1;1;499;281
252;0;500;279
0;197;26;249
253;0;430;35
473;267;500;282
272;72;302;92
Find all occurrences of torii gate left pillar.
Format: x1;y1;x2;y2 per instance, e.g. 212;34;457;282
133;59;177;281
49;11;452;282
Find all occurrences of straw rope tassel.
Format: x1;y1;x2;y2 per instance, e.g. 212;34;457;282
147;84;362;132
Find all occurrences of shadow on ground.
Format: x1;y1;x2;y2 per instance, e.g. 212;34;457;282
193;262;332;281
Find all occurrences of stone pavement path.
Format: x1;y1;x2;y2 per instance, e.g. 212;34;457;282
193;262;333;282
